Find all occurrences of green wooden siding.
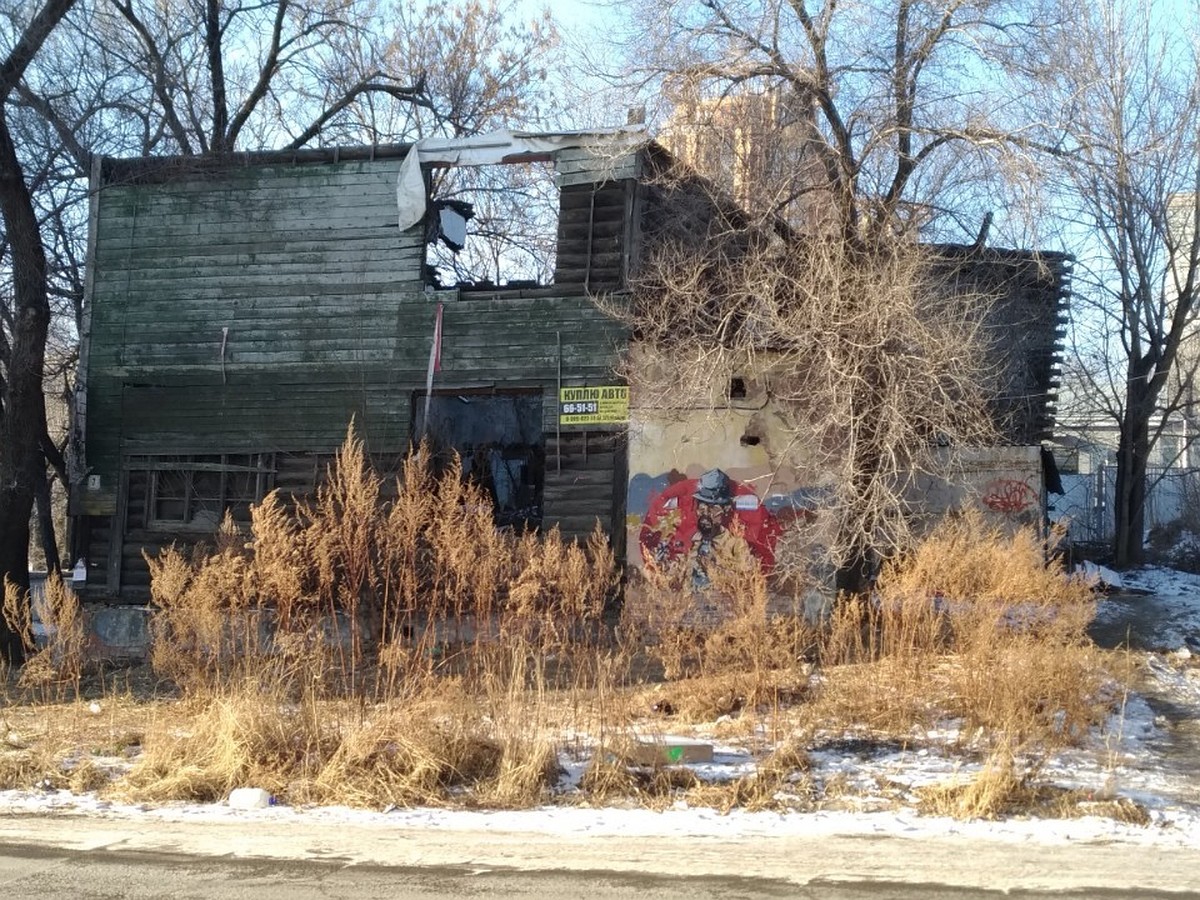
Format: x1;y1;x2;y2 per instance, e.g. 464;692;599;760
82;152;632;598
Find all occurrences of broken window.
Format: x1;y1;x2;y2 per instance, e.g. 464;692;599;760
412;391;544;529
425;161;559;290
131;454;274;529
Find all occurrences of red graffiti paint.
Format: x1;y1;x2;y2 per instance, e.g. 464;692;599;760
981;478;1038;515
638;470;785;577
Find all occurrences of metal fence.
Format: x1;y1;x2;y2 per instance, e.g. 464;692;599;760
1052;465;1196;543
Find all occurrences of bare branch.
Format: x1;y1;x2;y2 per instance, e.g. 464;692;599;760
282;75;431;151
108;0;196;154
0;0;77;102
206;0;229;151
220;0;288;150
13;84;89;172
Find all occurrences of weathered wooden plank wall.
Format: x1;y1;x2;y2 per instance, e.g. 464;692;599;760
82;149;634;598
929;246;1071;445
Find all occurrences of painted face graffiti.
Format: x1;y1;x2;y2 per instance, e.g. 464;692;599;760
695;500;732;538
638;468;785;589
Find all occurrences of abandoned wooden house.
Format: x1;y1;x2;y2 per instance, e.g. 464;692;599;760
71;129;1069;602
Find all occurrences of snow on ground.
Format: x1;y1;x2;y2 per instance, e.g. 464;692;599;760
0;782;1197;849
2;567;1199;850
1119;564;1200;605
1093;565;1200;650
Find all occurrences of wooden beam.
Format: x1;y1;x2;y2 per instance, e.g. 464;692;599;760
105;465;129;596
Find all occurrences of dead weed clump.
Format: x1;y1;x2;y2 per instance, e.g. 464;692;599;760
2;574;86;699
0;750;110;793
122;688;561;810
620;528;809;698
638;668;811;725
916;746;1029;819
143;427;619;705
917;744;1150;823
811;511;1108;753
74;432;1121;820
687;741;814;813
307;710;506;809
120;689;324;803
0;705;118;794
579;754;701;810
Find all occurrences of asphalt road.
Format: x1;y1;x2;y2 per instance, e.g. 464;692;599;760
1;811;1199;898
1;841;1195;900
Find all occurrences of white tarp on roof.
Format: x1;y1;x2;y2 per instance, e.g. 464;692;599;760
395;126;647;231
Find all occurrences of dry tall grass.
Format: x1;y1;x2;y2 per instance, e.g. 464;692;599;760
2;573;85;699
796;511;1112;818
144;429;619;701
620;525;809;701
813;511;1103;749
618;508;1114;818
0;429;1122;821
127;426;617;808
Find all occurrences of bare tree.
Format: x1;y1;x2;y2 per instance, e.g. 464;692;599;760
4;82;90;573
607;0;1050;240
342;0;556;143
0;0;78;662
601;1;1053;591
620;188;999;594
32;0;554;155
0;0;558;629
96;0;431;154
364;1;562;285
1027;0;1200;566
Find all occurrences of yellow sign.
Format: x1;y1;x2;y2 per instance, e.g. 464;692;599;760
558;385;629;425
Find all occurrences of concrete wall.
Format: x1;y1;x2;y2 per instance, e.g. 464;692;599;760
626;399;1045;615
905;446;1045;533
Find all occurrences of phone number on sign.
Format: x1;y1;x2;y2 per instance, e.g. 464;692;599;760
560;401;599;415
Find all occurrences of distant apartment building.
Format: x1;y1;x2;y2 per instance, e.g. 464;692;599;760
658;86;833;229
1167;194;1200;425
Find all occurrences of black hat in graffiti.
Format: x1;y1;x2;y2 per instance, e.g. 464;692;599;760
693;468;734;506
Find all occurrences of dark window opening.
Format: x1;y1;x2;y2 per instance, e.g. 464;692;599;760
412;391;544;529
425;161;559;291
729;377;747;400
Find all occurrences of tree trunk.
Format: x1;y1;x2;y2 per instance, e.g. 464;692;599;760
0;510;30;662
0;104;52;664
34;465;59;574
835;541;875;597
1113;387;1151;568
836;360;887;598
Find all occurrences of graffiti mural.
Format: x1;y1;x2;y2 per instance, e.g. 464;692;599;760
639;469;776;588
626;407;1047;615
630;467;819;589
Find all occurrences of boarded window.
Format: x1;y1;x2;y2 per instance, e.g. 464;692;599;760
128;454;274;530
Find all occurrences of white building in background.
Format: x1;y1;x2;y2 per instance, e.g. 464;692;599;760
1048;416;1198;544
1168;196;1200;467
1050;416;1196;475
